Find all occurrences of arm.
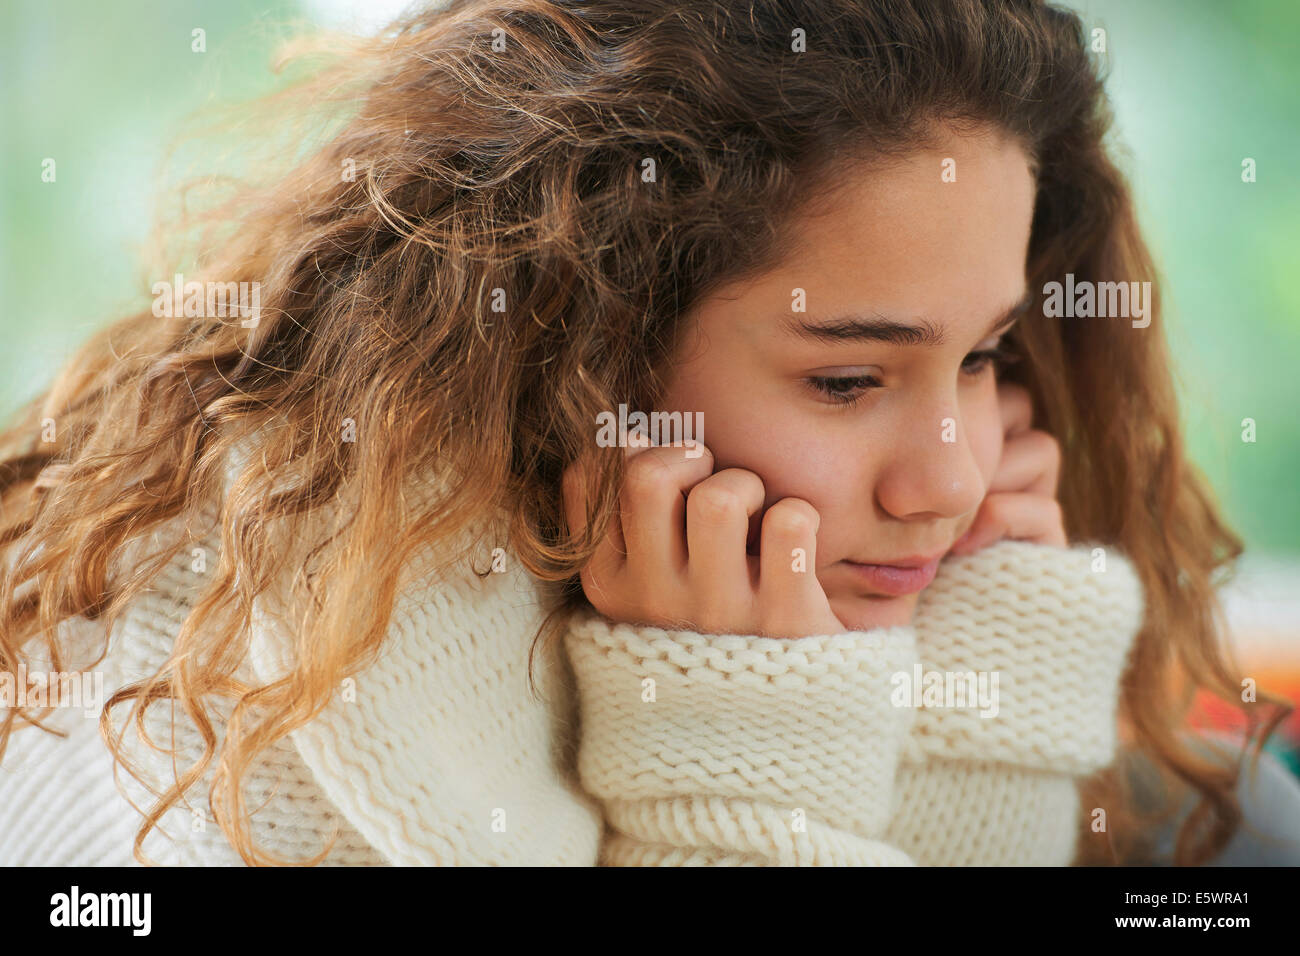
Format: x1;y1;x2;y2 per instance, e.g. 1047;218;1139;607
565;538;1144;867
883;538;1145;865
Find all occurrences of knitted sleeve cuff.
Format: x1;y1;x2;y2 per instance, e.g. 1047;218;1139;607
564;612;919;865
903;539;1145;775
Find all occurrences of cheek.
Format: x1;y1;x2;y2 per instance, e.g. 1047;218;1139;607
753;444;859;539
660;368;843;498
659;382;858;551
715;427;853;552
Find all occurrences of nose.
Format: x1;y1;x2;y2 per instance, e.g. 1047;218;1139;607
873;404;989;522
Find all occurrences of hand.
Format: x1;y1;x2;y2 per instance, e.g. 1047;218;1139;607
561;437;847;638
949;382;1068;556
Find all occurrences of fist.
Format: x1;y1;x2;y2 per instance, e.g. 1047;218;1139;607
561;436;847;638
950;381;1068;555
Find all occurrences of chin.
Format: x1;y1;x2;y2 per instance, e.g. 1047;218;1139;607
830;592;919;631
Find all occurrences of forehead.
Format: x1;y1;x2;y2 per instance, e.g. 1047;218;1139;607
694;125;1038;338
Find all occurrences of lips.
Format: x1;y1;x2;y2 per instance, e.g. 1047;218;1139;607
857;551;948;569
840;552;944;596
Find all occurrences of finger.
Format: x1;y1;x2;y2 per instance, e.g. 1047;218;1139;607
756;497;828;634
684;468;765;617
987;428;1060;498
997;381;1035;438
621;441;715;588
561;451;628;609
949;491;1067;554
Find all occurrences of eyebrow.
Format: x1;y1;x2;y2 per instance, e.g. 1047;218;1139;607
781;289;1034;347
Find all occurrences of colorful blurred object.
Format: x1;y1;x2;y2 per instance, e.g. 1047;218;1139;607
1184;556;1300;775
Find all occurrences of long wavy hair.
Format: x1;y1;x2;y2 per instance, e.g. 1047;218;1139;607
0;0;1288;866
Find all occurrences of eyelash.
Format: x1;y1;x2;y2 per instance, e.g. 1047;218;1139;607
806;346;1022;408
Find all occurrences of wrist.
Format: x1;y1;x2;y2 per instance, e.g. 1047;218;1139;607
564;611;917;839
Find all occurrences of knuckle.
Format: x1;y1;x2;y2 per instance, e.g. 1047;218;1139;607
980;494;1007;520
687;484;743;523
1028;427;1060;458
682;441;715;468
622;451;673;498
763;498;818;538
1026;430;1062;484
713;467;764;499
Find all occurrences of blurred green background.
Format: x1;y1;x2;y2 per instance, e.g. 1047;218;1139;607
1;1;1297;547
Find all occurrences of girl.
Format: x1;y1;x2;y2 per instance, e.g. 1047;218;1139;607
0;0;1289;866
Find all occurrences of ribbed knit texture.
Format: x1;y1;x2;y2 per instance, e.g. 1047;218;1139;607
0;496;607;865
564;540;1144;866
885;541;1143;865
0;448;1144;865
0;505;391;866
564;621;918;865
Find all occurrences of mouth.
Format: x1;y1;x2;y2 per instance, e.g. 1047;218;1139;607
856;551;948;569
840;551;945;596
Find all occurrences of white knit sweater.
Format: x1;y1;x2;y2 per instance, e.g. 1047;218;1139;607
0;464;1144;866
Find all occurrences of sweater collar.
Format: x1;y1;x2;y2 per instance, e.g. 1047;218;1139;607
222;437;603;864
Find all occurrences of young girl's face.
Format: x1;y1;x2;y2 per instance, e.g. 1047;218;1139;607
657;123;1038;631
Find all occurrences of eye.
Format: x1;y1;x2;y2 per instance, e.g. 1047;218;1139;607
806;345;1023;409
805;373;881;408
961;345;1021;377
